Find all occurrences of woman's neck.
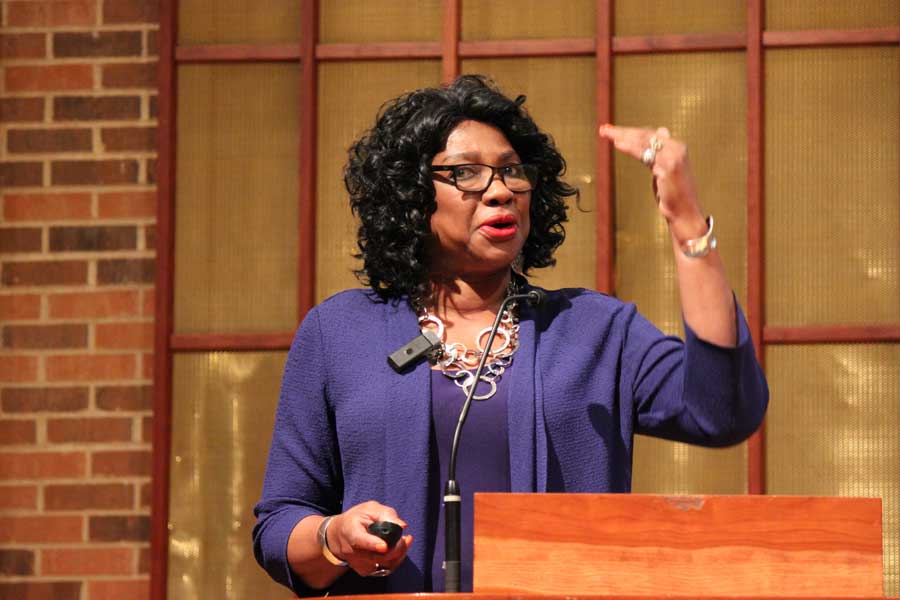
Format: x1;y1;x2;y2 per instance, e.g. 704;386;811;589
427;270;512;317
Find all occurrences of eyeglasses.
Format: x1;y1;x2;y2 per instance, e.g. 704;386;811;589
430;163;538;193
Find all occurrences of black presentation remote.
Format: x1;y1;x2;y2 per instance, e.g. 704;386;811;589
367;521;403;549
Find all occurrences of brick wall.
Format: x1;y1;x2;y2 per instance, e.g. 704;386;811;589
1;1;158;599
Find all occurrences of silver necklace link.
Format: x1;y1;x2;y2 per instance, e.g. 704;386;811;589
414;296;519;401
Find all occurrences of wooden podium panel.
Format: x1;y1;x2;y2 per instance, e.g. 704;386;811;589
473;494;883;597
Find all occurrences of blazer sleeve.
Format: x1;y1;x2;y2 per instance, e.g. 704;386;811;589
252;307;343;596
623;296;769;447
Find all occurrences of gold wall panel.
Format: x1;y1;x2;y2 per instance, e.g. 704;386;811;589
178;0;300;45
462;0;595;40
316;61;441;302
765;47;900;326
766;344;900;596
766;0;899;30
614;52;748;494
461;58;596;292
615;0;745;36
175;64;299;334
320;0;442;43
631;435;747;493
168;351;288;600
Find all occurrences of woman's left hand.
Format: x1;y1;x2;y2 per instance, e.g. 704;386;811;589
598;124;707;240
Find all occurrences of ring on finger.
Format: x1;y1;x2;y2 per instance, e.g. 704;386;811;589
370;564;392;577
641;135;665;167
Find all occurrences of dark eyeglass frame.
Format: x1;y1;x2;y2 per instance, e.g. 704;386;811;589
430;163;538;193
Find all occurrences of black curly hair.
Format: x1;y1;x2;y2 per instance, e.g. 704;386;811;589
345;74;575;301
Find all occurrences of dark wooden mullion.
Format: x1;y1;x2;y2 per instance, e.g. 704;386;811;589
613;32;745;54
745;0;766;497
316;42;442;60
596;0;614;295
459;38;595;58
441;0;460;83
298;0;318;320
765;325;900;344
764;26;900;47
173;28;900;66
151;0;177;598
170;332;295;352
176;44;301;62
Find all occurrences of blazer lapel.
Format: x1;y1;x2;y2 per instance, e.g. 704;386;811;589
508;296;540;492
382;299;431;588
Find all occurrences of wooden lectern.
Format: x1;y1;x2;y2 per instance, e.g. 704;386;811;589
473;494;883;596
330;493;888;600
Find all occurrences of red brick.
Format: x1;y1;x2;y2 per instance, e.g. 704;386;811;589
139;483;151;510
0;485;38;510
148;94;158;118
101;126;157;151
0;294;41;320
0;515;83;543
0;162;42;187
147;30;158;56
0;356;38;383
0;451;85;479
7;1;96;27
98;191;156;218
88;580;149;600
89;515;149;542
45;483;134;510
103;0;159;24
0;98;44;123
0;33;46;60
49;225;137;252
142;289;154;316
97;258;154;285
0;582;82;600
146;158;156;184
3;192;92;221
0;227;41;253
140;415;151;442
0;420;36;445
92;450;150;477
3;324;88;349
7;128;92;153
45;354;136;382
96;322;152;350
54;31;142;58
47;417;132;443
145;225;156;250
97;385;151;411
49;290;139;319
43;547;133;576
51;159;139;185
102;62;157;89
141;353;153;379
2;260;88;287
53;95;141;121
5;65;93;93
0;549;34;576
2;387;89;413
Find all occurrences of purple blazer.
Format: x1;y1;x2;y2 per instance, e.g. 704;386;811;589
253;286;768;596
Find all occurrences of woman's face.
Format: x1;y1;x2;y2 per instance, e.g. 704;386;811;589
428;120;531;279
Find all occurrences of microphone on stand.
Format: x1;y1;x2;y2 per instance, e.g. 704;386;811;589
444;289;545;592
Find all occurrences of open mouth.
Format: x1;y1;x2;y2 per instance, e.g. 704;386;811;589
480;218;519;240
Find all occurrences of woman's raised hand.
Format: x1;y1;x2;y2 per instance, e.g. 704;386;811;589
328;501;413;578
598;124;707;241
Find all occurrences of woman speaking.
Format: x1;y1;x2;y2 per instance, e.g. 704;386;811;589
252;75;768;595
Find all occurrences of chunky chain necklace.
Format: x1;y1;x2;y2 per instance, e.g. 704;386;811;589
414;284;520;401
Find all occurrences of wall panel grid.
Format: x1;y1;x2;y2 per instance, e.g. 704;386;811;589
154;1;900;598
